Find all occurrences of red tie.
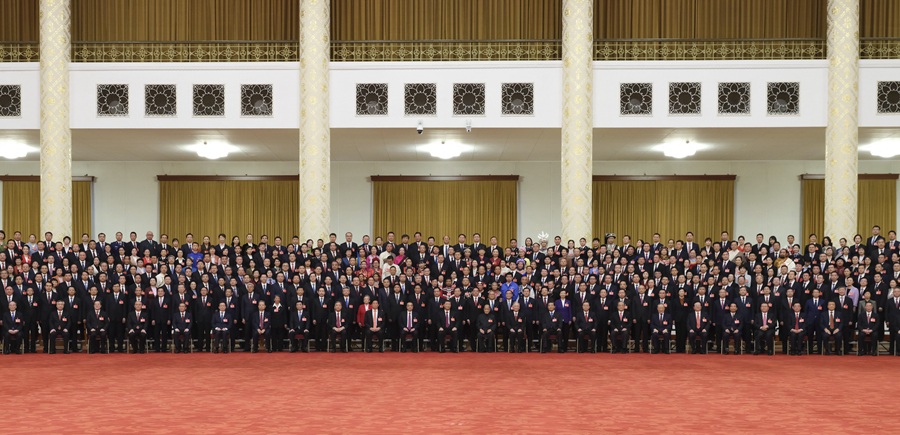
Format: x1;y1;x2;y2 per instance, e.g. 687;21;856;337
445;312;450;328
696;312;701;328
408;313;412;329
763;313;766;324
336;313;341;327
260;312;264;327
795;314;799;329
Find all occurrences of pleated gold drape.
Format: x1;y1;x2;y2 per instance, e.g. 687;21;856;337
159;180;299;243
332;0;561;41
7;0;897;43
802;177;897;239
2;180;93;239
592;179;735;244
594;0;827;39
372;180;518;246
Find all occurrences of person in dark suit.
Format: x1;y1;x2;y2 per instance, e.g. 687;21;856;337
289;301;310;352
804;289;825;354
555;290;572;352
753;302;776;355
194;287;214;352
327;300;349;352
249;301;271;353
778;288;799;354
150;290;171;352
819;300;844;355
886;288;900;356
609;301;631;354
687;302;710;354
540;300;563;353
311;287;330;351
268;296;288;352
437;300;460;353
476;304;496;352
505;302;527;353
212;302;231;353
171;303;192;353
126;300;149;353
574;301;597;353
857;301;878;356
21;287;38;353
631;290;652;352
787;302;807;355
363;299;386;352
47;300;71;354
2;302;23;354
399;301;421;352
721;303;742;355
85;300;108;354
649;303;672;354
105;285;127;353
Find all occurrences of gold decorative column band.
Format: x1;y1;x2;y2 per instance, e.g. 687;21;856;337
298;0;331;242
561;0;593;243
39;0;73;240
824;0;859;243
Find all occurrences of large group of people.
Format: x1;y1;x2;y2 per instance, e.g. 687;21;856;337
1;226;899;357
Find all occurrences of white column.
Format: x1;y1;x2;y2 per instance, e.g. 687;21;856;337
561;0;594;242
299;0;331;241
40;0;73;239
824;0;859;241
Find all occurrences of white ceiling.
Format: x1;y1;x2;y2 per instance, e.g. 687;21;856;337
1;127;899;161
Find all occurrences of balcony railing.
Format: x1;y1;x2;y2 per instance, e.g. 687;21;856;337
0;38;897;62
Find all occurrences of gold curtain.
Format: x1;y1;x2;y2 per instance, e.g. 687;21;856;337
861;0;900;38
592;179;734;244
71;0;299;41
802;177;897;239
0;0;38;42
594;0;827;39
159;180;299;243
372;180;518;246
331;0;561;41
801;179;825;241
2;180;92;239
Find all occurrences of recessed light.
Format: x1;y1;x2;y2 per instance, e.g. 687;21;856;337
656;140;704;159
0;141;36;159
418;141;472;159
861;140;900;158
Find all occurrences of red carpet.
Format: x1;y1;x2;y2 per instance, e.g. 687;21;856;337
2;353;898;434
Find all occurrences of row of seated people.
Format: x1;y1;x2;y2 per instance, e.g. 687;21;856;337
1;228;899;356
2;282;896;356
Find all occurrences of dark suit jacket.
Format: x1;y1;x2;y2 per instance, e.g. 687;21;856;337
649;312;672;333
172;311;192;332
2;311;23;333
505;310;526;332
574;309;597;332
687;311;710;333
86;309;109;331
857;311;878;333
126;310;149;331
722;313;742;332
364;309;386;331
609;311;630;331
437;310;460;330
818;310;845;332
754;311;776;332
249;311;271;332
212;311;231;330
476;313;495;334
290;309;310;333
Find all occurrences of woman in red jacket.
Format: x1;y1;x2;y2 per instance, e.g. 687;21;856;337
357;294;372;328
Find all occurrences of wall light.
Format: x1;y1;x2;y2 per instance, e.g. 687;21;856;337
418;141;472;159
656;140;704;159
861;140;900;158
191;141;237;160
0;141;37;159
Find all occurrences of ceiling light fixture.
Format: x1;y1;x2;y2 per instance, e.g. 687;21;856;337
0;141;36;159
861;140;900;158
418;141;472;160
657;140;703;159
192;141;236;160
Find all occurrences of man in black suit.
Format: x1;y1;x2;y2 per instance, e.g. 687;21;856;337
327;300;349;352
609;301;631;354
138;231;160;258
687;302;710;354
364;299;386;352
150;289;172;352
311;287;330;351
820;300;844;355
249;301;271;353
475;304;495;352
47;300;71;354
437;300;460;353
574;301;597;353
21;287;38;353
787;302;806;355
126;300;149;353
288;301;310;352
85;300;109;353
268;296;288;352
106;284;127;353
649;303;672;354
505;302;526;353
753;302;776;355
886;288;900;355
540;300;563;353
194;286;214;352
858;301;878;356
721;303;742;355
172;303;192;353
2;302;23;354
212;302;231;353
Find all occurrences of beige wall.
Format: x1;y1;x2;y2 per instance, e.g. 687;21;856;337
0;159;897;243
